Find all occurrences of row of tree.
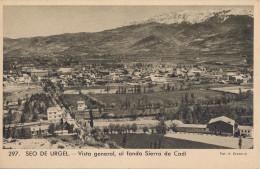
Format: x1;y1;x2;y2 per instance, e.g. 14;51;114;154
116;90;252;111
161;103;253;125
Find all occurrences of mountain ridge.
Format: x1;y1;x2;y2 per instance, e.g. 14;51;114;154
3;8;253;67
130;8;253;25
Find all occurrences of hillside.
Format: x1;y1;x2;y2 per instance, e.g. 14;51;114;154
3;9;253;67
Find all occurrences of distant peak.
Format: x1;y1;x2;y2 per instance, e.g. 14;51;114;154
130;8;253;25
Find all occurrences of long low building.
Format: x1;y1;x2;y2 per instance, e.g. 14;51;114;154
29;69;48;77
177;124;209;133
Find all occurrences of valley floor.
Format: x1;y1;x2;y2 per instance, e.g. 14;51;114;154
164;132;253;149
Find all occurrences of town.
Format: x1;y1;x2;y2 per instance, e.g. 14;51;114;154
3;58;253;149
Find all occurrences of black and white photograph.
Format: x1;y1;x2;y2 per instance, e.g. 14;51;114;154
3;5;254;150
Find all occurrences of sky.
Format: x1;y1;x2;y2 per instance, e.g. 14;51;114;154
4;5;253;39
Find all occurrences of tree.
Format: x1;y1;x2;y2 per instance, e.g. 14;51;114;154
153;141;157;149
130;108;138;120
48;123;55;136
114;124;121;134
12;128;19;138
32;112;38;122
20;113;26;123
7;109;13;124
6;126;11;138
65;122;74;133
126;124;131;133
142;126;149;134
21;127;26;138
184;93;189;105
151;127;155;134
158;139;162;149
186;111;194;124
238;137;242;149
99;107;102;115
3;125;6;138
170;123;178;132
176;104;192;122
108;123;115;134
89;109;94;128
23;100;31;114
121;124;127;133
103;127;109;134
58;83;64;93
70;112;75;119
168;84;172;92
155;122;167;134
190;93;195;105
193;104;202;124
131;123;138;133
195;72;201;81
18;98;22;106
122;134;127;147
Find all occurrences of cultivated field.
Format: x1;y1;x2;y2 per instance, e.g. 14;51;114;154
109;133;230;149
4;84;43;102
90;89;234;109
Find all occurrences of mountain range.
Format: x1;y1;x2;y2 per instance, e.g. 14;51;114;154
4;8;253;66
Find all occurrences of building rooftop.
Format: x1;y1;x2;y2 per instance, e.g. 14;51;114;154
179;124;207;128
30;69;48;73
77;101;85;104
208;116;235;125
30;125;49;131
47;107;62;112
238;125;253;130
164;120;184;127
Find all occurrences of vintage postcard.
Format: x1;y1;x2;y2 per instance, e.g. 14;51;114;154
0;0;259;168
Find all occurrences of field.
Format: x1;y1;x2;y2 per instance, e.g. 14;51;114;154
209;86;253;94
90;89;235;109
62;86;252;123
3;84;43;102
109;133;230;149
165;132;253;149
61;94;87;109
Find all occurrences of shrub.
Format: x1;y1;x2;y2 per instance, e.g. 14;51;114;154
170;124;178;132
131;123;138;133
155;123;167;134
58;145;65;149
85;137;105;147
143;126;149;134
51;140;58;144
61;138;69;142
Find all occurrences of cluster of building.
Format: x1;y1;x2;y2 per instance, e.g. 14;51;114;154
165;116;253;137
4;106;80;138
3;61;253;140
3;61;253;89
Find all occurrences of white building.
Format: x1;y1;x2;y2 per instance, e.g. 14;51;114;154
77;101;86;111
47;107;64;123
238;125;253;137
58;68;72;74
30;125;49;136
